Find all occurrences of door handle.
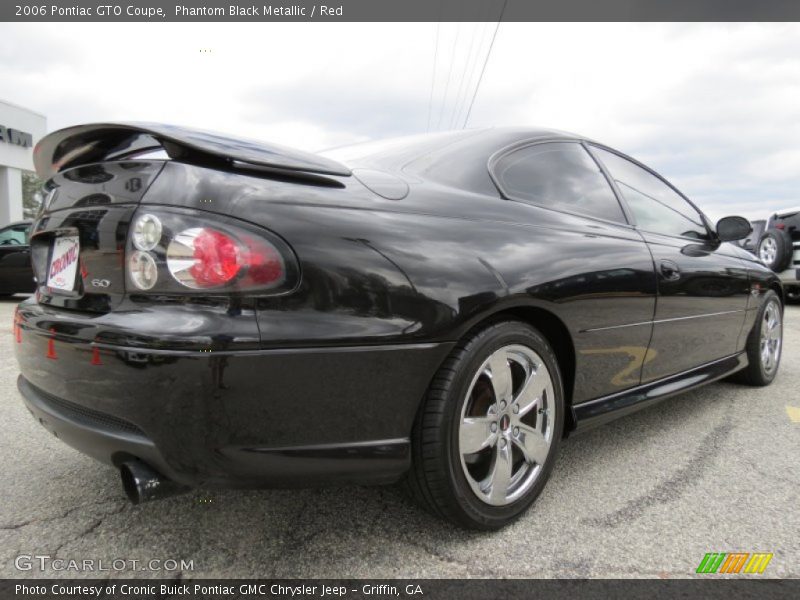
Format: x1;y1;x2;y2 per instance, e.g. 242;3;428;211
660;260;681;281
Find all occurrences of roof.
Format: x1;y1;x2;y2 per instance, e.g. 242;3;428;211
0;98;47;119
323;127;585;195
773;207;800;218
323;127;582;168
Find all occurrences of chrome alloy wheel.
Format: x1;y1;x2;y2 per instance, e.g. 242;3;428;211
759;237;777;265
458;344;555;506
761;301;782;375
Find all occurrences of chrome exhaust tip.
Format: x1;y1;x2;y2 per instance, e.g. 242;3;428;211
120;460;188;504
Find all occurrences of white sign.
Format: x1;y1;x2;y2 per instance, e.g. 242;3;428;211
47;236;80;291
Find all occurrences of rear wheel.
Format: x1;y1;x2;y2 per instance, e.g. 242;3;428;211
406;320;564;530
731;291;783;386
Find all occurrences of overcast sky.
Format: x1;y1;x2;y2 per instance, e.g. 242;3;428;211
1;21;799;220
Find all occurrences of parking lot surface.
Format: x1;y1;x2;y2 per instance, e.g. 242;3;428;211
1;296;798;579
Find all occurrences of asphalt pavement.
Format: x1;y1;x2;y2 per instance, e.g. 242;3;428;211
1;296;798;579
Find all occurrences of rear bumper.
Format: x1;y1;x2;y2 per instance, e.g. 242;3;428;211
14;299;452;488
777;269;799;286
18;375;178;479
777;242;800;286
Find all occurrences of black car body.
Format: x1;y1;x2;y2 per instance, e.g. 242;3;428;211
14;123;783;528
0;220;35;295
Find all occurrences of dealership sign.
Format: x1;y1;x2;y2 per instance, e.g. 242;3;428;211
0;125;33;148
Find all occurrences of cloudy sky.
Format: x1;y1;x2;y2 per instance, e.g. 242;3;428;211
1;20;799;220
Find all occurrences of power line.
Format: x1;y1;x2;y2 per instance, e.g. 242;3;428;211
434;22;463;131
448;22;482;130
451;20;492;129
450;0;497;129
426;21;441;133
462;0;508;129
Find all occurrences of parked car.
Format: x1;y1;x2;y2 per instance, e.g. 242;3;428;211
756;208;800;302
738;219;766;253
0;220;35;297
14;123;783;530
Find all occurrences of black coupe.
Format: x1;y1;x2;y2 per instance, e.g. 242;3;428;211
14;123;783;529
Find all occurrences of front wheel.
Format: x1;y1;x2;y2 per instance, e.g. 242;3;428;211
731;290;783;386
406;320;564;530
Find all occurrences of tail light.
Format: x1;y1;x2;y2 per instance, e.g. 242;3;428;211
166;227;284;289
125;208;298;295
128;250;159;290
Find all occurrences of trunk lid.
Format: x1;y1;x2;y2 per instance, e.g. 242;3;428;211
31;161;164;313
31;121;349;313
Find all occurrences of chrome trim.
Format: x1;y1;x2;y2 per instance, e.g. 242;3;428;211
580;310;745;333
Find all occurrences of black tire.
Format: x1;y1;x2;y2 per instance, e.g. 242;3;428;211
730;290;783;386
787;288;800;305
406;320;565;530
757;230;793;272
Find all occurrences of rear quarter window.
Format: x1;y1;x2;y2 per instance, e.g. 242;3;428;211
492;141;627;223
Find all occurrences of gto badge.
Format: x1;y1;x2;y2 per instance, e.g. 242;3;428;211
91;279;111;288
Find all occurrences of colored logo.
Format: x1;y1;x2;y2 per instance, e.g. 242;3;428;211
696;552;773;574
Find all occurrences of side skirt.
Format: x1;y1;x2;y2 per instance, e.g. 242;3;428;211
212;439;411;488
571;352;747;433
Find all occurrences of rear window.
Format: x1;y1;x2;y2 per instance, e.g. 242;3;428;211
492;142;626;223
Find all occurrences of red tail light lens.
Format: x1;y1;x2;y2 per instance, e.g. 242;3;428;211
166;227;285;290
187;228;242;287
127;208;296;295
242;237;285;285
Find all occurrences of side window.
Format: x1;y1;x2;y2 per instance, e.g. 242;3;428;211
591;147;709;240
493;142;627;223
0;226;28;246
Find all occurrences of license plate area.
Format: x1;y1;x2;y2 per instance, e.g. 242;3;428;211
47;234;81;294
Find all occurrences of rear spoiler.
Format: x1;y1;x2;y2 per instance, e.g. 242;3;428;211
34;122;351;180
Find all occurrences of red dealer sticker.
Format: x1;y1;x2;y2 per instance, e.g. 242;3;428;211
47;236;80;292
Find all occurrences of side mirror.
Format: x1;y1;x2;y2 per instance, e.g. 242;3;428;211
716;216;752;242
